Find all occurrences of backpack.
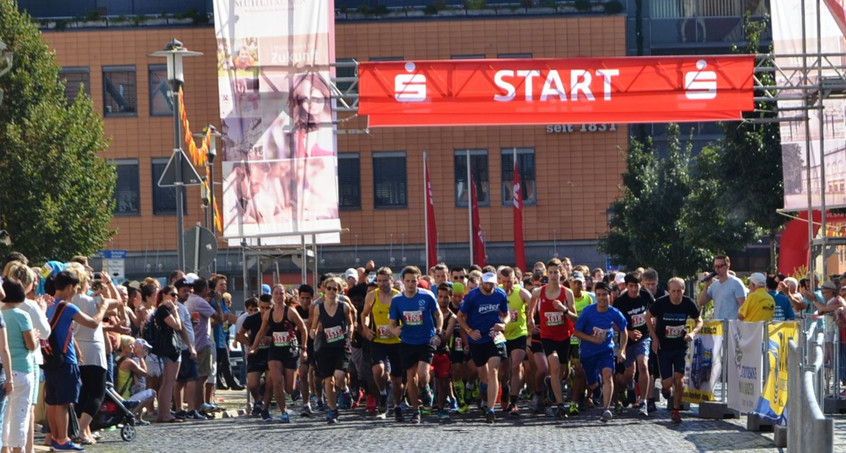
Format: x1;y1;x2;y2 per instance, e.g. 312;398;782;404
41;302;72;369
142;310;158;347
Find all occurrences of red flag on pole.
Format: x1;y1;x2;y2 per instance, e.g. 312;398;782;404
470;174;487;267
512;151;526;271
424;153;438;270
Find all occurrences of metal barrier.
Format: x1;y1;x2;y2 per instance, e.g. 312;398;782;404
786;333;833;452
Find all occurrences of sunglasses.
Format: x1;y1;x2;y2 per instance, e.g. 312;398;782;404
714;264;727;269
326;286;339;291
453;275;466;280
168;292;177;297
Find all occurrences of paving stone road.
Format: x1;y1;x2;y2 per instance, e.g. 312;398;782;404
34;390;846;453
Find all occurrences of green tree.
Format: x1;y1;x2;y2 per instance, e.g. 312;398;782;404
0;0;115;262
599;125;712;279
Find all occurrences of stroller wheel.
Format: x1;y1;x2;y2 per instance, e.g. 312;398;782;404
120;424;137;442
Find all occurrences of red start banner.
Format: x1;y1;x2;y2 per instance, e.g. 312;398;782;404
358;56;755;127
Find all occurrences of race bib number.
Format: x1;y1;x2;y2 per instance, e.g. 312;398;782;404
324;325;344;343
630;313;646;328
592;326;610;338
403;310;423;326
272;331;292;347
665;324;686;339
191;312;200;325
377;325;393;339
490;331;506;345
545;311;563;326
454;337;463;352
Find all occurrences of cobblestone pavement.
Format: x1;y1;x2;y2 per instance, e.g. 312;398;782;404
34;390;846;453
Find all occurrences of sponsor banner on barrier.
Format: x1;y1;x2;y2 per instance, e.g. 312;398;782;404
727;321;765;413
359;56;754;127
753;321;799;424
683;320;723;403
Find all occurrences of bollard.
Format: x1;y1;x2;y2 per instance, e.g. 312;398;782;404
787;335;833;452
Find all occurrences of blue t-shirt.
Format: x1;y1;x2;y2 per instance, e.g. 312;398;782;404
211;298;231;347
769;290;796;322
46;301;81;365
3;308;34;373
460;287;509;344
575;303;627;358
389;289;438;346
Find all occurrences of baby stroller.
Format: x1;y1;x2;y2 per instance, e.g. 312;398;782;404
89;383;139;442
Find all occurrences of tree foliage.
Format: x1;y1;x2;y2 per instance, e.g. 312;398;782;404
600;16;788;276
599;125;712;279
0;0;115;262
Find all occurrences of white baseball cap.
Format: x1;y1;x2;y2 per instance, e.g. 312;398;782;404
481;272;497;284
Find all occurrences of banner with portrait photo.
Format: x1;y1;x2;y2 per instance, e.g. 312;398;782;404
213;0;341;246
772;0;846;211
727;321;765;413
683;320;723;404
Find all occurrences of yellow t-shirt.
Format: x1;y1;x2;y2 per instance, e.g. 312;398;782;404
738;287;775;322
504;287;528;341
372;288;401;345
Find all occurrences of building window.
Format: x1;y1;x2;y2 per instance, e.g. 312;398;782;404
451;54;485;59
151;158;187;215
149;65;173;117
369;56;403;61
114;159;140;216
501;148;537;206
103;66;137;117
335;58;357;106
59;67;90;105
454;150;489;207
338;152;361;210
373;152;407;209
497;53;532;59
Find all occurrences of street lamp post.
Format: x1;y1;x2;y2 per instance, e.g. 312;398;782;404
149;39;202;272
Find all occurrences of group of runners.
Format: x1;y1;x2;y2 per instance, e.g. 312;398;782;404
235;258;704;425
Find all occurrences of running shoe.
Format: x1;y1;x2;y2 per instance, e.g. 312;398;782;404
309;394;318;409
378;394;388;415
327;409;339;424
411;409;422;425
316;399;326;412
457;403;470;414
556;404;569;420
301;404;313;418
366;394;377;414
421;385;433;408
528;393;541;413
50;439;84;451
647;399;658;413
251;405;263;418
448;395;459;413
508;403;520;418
485;408;496;424
569;403;580;416
600;409;613;423
639;403;649;417
394;406;404;422
279;411;290;423
201;402;216;412
500;384;510;411
437;408;451;421
614;403;624;415
626;386;637;406
261;410;273;422
671;409;682;424
471;384;481;400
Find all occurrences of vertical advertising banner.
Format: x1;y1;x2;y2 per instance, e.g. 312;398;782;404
727;321;765;413
772;1;846;211
754;322;799;424
213;0;340;246
683;320;723;403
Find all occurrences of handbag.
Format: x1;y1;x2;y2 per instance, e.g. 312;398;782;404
41;302;71;369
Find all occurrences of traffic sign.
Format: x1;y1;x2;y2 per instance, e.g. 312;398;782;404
158;149;203;187
183;225;217;273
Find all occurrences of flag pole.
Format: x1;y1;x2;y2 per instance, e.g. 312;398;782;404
423;150;429;270
467;149;473;266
